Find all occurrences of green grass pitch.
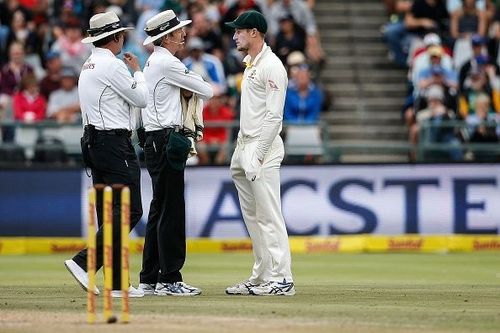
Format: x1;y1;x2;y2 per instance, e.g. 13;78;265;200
0;252;499;332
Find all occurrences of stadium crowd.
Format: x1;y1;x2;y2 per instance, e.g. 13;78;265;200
0;0;327;165
383;0;500;161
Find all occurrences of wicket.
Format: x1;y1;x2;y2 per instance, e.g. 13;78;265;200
87;184;130;324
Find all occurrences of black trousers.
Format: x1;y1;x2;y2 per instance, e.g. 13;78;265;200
73;132;143;290
140;129;186;284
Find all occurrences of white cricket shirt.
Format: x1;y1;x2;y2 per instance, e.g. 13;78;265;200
78;47;148;130
143;46;213;132
240;43;288;161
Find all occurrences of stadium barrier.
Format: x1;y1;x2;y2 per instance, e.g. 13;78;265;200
0;235;499;255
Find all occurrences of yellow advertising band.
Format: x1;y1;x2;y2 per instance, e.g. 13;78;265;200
0;235;500;255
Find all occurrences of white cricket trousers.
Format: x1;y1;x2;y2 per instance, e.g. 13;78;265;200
230;135;293;283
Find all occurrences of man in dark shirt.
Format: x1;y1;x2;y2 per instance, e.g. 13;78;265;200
405;0;449;37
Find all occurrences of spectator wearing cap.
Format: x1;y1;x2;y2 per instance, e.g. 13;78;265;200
183;36;227;95
46;66;80;123
411;33;453;88
39;51;63;99
50;16;92;74
415;45;458;108
273;14;306;65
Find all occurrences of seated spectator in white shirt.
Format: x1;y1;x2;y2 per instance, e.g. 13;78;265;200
46;66;80;123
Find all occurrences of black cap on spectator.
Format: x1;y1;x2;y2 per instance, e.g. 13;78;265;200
225;10;267;34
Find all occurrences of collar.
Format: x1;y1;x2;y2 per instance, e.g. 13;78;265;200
92;47;116;57
243;43;269;68
154;45;173;57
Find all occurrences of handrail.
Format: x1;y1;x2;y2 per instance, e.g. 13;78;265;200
1;119;499;164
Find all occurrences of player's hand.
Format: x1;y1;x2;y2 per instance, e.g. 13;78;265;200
245;154;262;182
123;52;140;72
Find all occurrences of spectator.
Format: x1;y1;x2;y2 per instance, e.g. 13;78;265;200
189;11;224;56
459;67;500;117
0;42;34;142
183;36;227;95
46;67;80;123
0;42;34;96
465;93;499;161
274;14;306;64
466;93;498;142
39;51;62;99
50;16;91;74
450;0;487;39
458;35;498;92
416;84;462;161
404;0;449;53
415;45;458;109
196;92;234;165
284;64;323;124
382;0;413;67
13;73;46;122
451;1;487;70
267;0;324;66
411;33;453;86
221;0;262;36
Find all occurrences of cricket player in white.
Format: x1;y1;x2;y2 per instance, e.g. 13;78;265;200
225;10;295;296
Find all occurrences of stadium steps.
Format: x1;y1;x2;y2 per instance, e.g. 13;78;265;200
315;0;409;162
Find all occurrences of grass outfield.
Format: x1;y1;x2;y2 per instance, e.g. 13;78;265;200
0;253;499;333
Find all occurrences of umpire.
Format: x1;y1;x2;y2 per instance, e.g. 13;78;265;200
137;10;213;296
64;11;147;298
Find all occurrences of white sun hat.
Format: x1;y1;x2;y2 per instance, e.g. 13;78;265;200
143;10;192;45
81;11;133;44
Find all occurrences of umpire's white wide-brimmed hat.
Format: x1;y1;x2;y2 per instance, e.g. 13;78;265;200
143;10;192;45
81;12;133;44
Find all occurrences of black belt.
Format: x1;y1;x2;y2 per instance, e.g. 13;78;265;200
95;129;131;137
146;127;175;136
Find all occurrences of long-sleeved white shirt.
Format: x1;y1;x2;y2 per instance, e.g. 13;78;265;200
143;46;213;132
78;47;148;130
240;43;288;161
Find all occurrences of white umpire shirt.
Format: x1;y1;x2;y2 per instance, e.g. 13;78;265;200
78;47;148;130
143;46;213;132
240;43;288;161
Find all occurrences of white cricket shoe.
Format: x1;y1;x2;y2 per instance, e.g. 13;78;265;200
225;280;258;295
138;283;157;296
249;279;296;296
64;259;100;295
155;282;201;296
111;286;145;298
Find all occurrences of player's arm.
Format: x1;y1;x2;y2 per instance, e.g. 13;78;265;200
255;63;288;162
165;59;214;100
